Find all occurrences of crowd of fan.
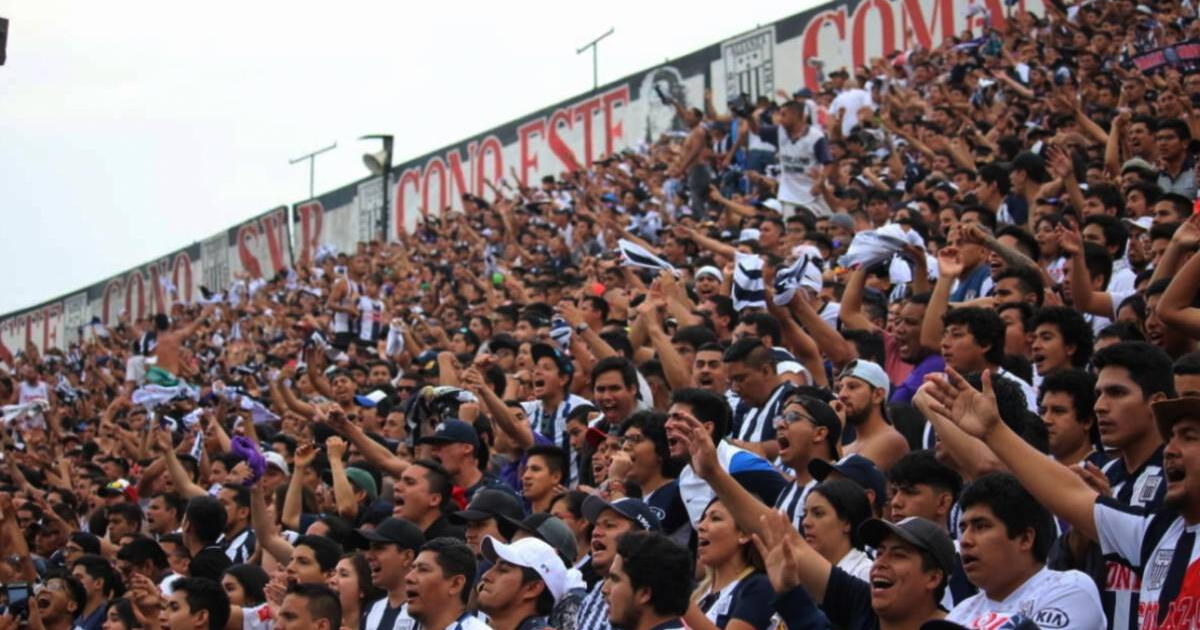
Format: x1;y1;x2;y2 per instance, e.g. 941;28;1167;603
8;5;1200;630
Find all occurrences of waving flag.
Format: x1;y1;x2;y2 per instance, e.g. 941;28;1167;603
732;252;766;311
617;239;676;274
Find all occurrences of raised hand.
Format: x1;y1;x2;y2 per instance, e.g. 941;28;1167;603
918;368;1003;440
325;435;348;461
751;509;808;593
293;441;318;469
937;246;965;279
1172;212;1200;250
1056;224;1083;257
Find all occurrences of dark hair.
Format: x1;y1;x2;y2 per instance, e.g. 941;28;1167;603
185;496;227;545
69;531;102;556
106;502;144;530
958;473;1054;563
106;598;138;630
525;445;569;482
583;296;611;322
619;412;683;478
1175;351;1200;376
669;388;731;442
960;372;1043;452
344;552;386;611
942;307;1005;365
1039;368;1097;423
1157;117;1192;142
811;478;872;549
1092;341;1176;399
995;225;1039;260
703;295;739;327
421;537;478;604
1031;306;1094;368
223;564;270;606
1099;321;1145;344
887;450;962;501
283;583;342;630
294;535;344;573
517;565;557;616
152;492;186;520
1083;214;1129;258
739;313;782;346
591;356;638;390
994;267;1045;307
1083;183;1124;217
117;536;169;572
723;337;775;368
170;577;231;630
410;459;455;515
1082;242;1113;289
614;531;692;616
672;325;718;351
73;553;123;597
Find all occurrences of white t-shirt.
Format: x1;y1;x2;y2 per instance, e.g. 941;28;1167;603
830;88;875;136
837;547;873;581
946;566;1106;630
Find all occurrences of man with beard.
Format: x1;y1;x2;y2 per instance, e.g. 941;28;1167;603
404;538;492;630
418;420;516;502
360;518;426;630
603;532;690;630
478;536;570;630
837;360;908;472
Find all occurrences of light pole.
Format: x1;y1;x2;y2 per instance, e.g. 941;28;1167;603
288;142;337;200
360;135;394;242
577;27;615;90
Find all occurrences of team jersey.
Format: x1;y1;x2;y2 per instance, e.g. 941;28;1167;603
774;478;817;531
1101;448;1166;630
697;572;775;630
679;440;787;527
732;381;794;444
946;566;1106;630
1095;497;1200;630
645;479;691;547
522;394;593;485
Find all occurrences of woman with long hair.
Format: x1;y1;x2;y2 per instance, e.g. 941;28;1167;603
681;499;775;630
101;598;139;630
329;552;385;630
803;478;873;580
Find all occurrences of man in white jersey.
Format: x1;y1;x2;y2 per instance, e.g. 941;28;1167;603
748;100;832;218
917;369;1196;630
360;518;425;630
520;342;593;483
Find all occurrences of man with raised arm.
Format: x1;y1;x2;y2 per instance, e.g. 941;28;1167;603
917;367;1198;629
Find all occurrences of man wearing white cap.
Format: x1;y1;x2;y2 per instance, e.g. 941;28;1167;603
479;536;569;630
838;359;908;472
693;266;724;300
262;451;290;495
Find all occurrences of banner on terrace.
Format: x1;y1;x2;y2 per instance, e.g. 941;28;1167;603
291;0;1038;257
0;206;291;354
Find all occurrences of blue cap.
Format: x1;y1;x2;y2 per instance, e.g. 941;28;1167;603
581;495;661;532
530;342;573;377
417;419;479;449
809;454;887;511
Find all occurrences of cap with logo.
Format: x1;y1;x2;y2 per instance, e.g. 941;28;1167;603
581;495;661;532
530;342;573;377
481;535;570;601
859;516;955;576
809;454;887;509
417;419;479;449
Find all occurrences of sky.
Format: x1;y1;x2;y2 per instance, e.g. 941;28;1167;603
0;0;819;315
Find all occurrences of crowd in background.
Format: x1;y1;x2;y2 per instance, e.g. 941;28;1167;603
7;3;1200;630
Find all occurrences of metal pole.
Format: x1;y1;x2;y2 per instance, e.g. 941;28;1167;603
576;28;614;90
381;137;393;243
288;142;337;200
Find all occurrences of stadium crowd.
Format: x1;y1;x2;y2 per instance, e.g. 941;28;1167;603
8;4;1200;630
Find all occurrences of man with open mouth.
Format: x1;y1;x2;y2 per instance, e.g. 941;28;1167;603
573;495;661;630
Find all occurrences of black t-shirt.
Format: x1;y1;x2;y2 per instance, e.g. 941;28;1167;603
424;515;466;541
189;545;232;582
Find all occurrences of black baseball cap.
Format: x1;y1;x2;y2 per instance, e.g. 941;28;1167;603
810;454;887;510
785;395;843;446
530;342;573;377
859;516;956;576
417;420;479;449
357;517;425;551
581;495;661;532
450;489;525;532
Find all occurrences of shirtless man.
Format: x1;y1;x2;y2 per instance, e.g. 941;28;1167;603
667;106;712;217
837;360;908;471
152;306;215;380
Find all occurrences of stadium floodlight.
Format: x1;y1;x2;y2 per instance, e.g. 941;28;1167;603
360;135;394;241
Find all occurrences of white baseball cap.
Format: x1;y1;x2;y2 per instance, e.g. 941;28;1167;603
840;359;890;395
264;451;290;476
481;536;569;601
